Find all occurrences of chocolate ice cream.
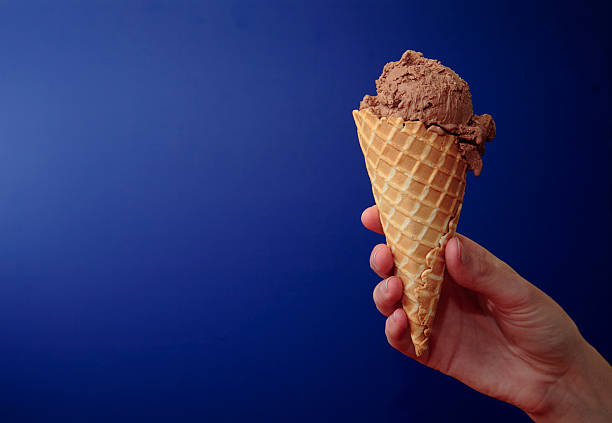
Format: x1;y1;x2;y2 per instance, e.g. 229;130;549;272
360;50;495;176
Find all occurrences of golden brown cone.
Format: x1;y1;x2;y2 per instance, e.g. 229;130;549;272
353;109;467;356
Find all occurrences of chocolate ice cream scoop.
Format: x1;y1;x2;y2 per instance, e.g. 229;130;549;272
360;50;495;176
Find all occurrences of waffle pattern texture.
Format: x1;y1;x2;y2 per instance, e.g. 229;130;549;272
353;108;467;356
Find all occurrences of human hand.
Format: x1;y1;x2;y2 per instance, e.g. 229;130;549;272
362;205;612;422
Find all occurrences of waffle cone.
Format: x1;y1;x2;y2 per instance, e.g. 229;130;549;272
353;108;467;356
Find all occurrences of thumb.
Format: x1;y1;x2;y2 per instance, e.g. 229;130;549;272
445;235;532;309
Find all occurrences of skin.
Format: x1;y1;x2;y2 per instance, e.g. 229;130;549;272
362;205;612;422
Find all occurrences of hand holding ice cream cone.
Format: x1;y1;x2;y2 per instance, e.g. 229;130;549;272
363;205;612;421
354;50;612;421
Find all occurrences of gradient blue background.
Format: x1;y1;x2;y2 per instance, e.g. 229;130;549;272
0;1;610;421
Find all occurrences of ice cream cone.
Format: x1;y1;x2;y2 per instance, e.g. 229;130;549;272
353;108;467;356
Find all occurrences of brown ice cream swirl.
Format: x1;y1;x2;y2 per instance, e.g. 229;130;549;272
360;50;495;176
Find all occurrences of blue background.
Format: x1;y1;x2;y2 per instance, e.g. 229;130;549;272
0;1;610;421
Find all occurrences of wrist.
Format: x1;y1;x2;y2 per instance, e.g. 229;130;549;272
528;338;612;422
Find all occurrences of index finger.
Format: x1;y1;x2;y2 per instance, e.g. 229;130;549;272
361;205;385;235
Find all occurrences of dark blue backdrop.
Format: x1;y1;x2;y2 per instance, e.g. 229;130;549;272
0;1;610;421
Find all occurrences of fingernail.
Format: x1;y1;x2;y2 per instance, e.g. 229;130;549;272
370;247;379;271
456;237;467;265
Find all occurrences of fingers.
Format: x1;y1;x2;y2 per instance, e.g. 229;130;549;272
361;205;384;235
385;308;417;358
362;204;417;359
372;276;403;316
370;244;394;278
445;234;532;310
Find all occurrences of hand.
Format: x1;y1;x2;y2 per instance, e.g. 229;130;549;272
362;205;612;422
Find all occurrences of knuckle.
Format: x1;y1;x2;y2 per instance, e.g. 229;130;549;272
373;284;388;314
370;245;382;271
372;284;379;302
384;321;394;344
385;330;401;351
510;274;536;307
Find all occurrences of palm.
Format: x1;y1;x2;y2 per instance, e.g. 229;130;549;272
420;273;580;412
